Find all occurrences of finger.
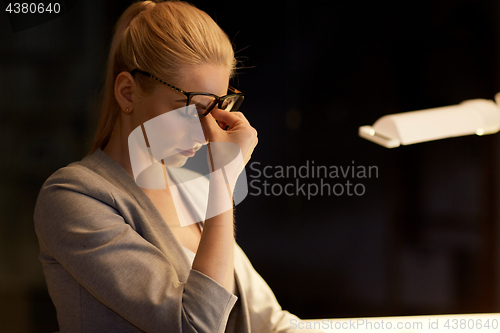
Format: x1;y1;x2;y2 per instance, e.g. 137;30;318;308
229;112;253;131
210;108;248;128
227;111;250;125
252;136;258;150
229;111;248;121
218;120;227;130
199;112;224;140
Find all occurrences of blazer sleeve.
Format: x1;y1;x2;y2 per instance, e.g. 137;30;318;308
34;165;237;333
234;245;325;333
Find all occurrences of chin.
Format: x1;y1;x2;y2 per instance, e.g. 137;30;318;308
163;154;188;168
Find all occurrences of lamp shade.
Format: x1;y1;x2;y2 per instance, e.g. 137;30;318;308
359;94;500;148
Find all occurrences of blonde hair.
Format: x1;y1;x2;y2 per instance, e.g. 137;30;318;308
89;0;236;153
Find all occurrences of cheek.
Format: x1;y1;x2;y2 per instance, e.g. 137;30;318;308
141;107;200;159
137;91;175;121
159;106;205;143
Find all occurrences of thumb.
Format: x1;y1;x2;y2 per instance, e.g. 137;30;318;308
210;108;245;128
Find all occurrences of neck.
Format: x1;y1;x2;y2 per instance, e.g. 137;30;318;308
103;118;134;178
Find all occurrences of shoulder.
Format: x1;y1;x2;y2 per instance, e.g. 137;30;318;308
39;159;114;204
36;149;134;208
34;155;120;230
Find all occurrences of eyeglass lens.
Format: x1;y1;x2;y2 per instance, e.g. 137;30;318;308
189;95;241;116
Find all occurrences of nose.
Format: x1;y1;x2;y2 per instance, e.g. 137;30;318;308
192;126;208;145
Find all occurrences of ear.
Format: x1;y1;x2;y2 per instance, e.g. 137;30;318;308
114;71;136;113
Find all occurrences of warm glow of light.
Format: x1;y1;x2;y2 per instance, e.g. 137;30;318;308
359;97;500;148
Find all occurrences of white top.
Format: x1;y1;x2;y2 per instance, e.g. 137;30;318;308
181;245;196;266
180;222;202;266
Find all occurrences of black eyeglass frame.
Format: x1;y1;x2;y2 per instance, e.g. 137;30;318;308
130;69;245;118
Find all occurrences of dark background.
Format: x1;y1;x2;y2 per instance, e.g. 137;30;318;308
1;0;500;331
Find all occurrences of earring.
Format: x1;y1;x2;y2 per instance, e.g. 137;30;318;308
125;107;131;113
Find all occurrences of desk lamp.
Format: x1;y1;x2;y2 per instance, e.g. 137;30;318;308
359;93;500;147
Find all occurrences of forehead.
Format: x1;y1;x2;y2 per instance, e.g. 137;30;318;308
175;64;230;96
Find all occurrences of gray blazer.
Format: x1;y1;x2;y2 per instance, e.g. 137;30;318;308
34;149;305;333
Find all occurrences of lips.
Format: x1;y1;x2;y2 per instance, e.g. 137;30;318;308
177;149;195;157
177;146;202;157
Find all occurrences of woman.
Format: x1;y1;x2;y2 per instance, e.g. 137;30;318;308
34;1;310;332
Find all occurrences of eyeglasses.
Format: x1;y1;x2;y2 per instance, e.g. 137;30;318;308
130;69;245;118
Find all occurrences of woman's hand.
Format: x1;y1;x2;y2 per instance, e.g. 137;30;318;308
201;108;258;166
194;108;256;293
